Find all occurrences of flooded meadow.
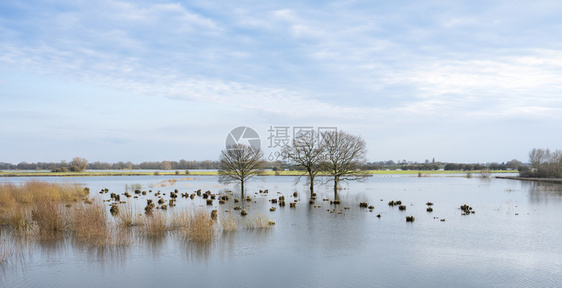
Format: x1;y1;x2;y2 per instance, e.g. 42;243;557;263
1;174;561;287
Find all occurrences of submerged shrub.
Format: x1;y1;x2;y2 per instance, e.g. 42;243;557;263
110;204;119;216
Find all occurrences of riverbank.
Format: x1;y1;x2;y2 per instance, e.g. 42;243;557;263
0;170;515;177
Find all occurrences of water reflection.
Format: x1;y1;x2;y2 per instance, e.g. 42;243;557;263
36;237;68;260
140;235;167;259
524;181;562;204
181;240;213;262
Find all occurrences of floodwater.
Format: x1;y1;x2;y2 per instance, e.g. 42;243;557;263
1;174;561;287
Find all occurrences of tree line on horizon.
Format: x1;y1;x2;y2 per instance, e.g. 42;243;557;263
0;159;222;171
1;158;525;172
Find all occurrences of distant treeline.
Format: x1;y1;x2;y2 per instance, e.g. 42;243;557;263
360;160;523;171
0;160;220;171
1;158;525;172
0;159;288;171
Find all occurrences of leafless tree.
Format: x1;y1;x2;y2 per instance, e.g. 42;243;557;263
70;157;88;172
506;159;523;170
218;144;265;198
322;130;367;199
529;148;550;169
283;130;325;197
160;161;172;170
527;148;562;178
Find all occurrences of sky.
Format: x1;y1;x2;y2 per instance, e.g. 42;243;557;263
1;0;561;164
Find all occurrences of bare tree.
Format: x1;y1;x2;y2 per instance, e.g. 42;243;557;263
527;148;562;178
506;159;522;170
218;144;265;198
529;148;550;169
322;130;367;199
160;161;172;170
70;157;88;172
283;130;325;197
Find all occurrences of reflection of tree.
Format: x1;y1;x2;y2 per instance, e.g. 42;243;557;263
523;181;562;204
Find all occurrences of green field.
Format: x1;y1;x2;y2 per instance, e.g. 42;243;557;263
0;170;516;177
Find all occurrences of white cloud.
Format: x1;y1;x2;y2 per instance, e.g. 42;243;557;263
272;9;297;21
443;17;477;28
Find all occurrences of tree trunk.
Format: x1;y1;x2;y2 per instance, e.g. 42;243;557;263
309;176;314;197
333;177;339;200
241;180;245;200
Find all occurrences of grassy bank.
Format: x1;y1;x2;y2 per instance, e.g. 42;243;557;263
0;170;516;177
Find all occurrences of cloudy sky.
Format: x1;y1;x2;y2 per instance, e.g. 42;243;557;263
1;0;561;164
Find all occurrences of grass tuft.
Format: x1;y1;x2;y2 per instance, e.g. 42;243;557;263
70;201;110;246
219;213;237;232
143;211;168;238
32;201;69;239
187;209;215;242
244;213;274;229
116;203;143;228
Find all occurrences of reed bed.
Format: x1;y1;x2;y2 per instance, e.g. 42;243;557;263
143;211;168;238
1;180;281;251
3;208;35;232
33;201;70;239
0;180;88;210
115;203;144;228
220;213;237;232
243;213;274;229
0;181;84;234
70;201;110;245
187;209;215;242
169;210;190;231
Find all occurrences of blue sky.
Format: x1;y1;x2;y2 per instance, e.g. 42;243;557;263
1;0;561;164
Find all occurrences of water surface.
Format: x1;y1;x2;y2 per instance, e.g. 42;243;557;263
1;174;561;287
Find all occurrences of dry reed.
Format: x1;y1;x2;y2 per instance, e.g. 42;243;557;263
187;209;215;242
143;211;168;237
32;201;70;239
3;208;35;232
219;213;237;232
169;210;190;231
0;180;88;211
244;213;274;229
70;201;110;246
115;203;143;228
